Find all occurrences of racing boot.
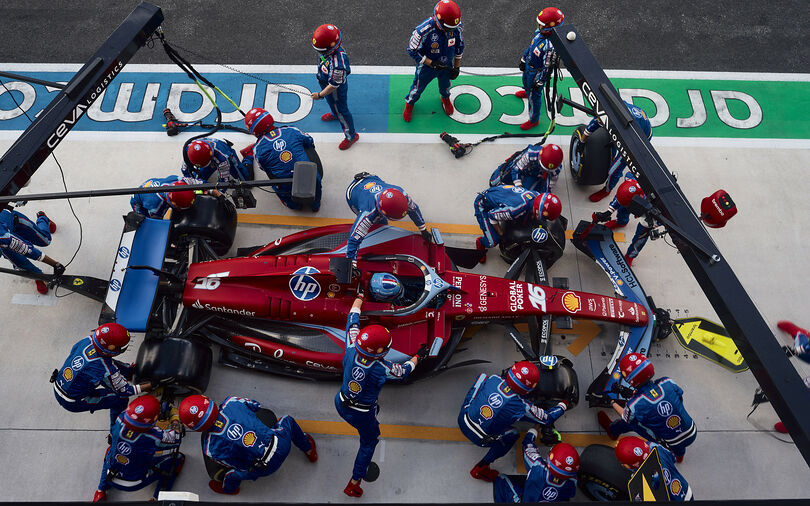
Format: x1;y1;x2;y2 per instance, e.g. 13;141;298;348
209;479;239;495
675;453;685;463
344;478;363;497
470;461;499;482
520;120;539;131
624;254;634;267
604;220;626;230
475;237;487;264
37;211;56;233
597;410;618;440
441;96;454;116
35;280;48;295
777;321;809;338
589;188;611;202
515;89;527;99
403;103;414;122
92;490;107;502
321;112;336;121
775;421;788;433
305;434;318;462
339;133;359;151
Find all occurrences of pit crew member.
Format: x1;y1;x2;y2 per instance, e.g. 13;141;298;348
130;175;222;219
458;361;568;482
336;292;423;497
592;176;655;267
771;320;810;433
597;353;697;462
179;394;317;495
244;107;323;212
579;100;652;202
51;323;153;428
403;0;464;122
182;138;252;182
0;208;63;294
310;24;359;150
345;173;430;266
93;395;184;502
489;143;564;193
494;436;579;503
615;436;694;501
514;8;565;131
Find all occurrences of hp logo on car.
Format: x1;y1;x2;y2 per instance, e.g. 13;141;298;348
289;266;321;301
531;227;548;244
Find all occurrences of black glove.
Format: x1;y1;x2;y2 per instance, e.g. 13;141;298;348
430;61;449;70
450;67;460;80
53;263;65;278
531;80;543;91
415;344;430;360
420;229;432;243
156;376;176;388
539;426;562;446
519;60;526;72
352;265;362;283
593;211;612;223
356;280;365;299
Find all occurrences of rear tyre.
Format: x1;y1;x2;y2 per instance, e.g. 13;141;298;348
135;337;213;395
570;126;612;186
578;444;631;501
171;195;237;256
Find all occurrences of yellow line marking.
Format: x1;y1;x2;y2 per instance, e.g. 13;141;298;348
237;213;625;242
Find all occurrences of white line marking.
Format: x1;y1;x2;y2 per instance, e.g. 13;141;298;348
378;439;385;463
11;293;57;306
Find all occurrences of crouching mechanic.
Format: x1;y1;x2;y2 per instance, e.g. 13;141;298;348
489;143;564;193
182;138;252;182
458;361;568;481
130;175;222;219
474;187;562;262
93;395;184;502
0;207;64;294
615;436;693;501
336;292;424;497
345;173;431;267
592;176;655;266
52;323;154;428
179;394;317;495
494;437;579;503
597;353;696;462
244;107;323;212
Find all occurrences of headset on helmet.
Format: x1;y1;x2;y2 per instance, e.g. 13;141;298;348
505;361;540;395
619;353;655;387
245;107;275;137
376;188;409;220
179;394;219;431
433;0;461;30
166;181;195;210
616;179;645;208
369;273;403;302
537;7;565;33
615;436;650;470
539;143;563;170
122;395;161;432
187;140;213;167
312;24;342;53
532;192;562;221
547;442;580;479
92;323;130;356
355;324;392;359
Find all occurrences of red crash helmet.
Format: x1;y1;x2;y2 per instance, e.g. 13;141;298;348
615;436;650;470
167;181;195;210
547;442;580;479
532;192;562;221
355;324;392;359
179;394;219;431
540;143;563;170
433;0;461;29
537;7;565;32
616;179;645;208
312;24;342;53
245;107;275;137
505;361;540;395
122;395;161;432
619;353;655;387
92;323;130;356
187;140;213;167
376;188;409;220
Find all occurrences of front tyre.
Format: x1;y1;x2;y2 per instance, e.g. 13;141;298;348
577;444;631;501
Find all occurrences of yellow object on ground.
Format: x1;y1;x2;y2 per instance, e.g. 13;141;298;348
672;317;748;373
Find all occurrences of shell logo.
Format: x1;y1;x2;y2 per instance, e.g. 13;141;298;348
62;368;73;381
242;431;257;447
280;150;293;163
670;479;682;495
562;292;581;314
666;415;681;429
480;405;494;420
115;455;129;465
348;381;362;393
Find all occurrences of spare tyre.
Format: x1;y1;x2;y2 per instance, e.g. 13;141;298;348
569;126;612;186
171;194;237;256
135;337;212;395
578;444;631;501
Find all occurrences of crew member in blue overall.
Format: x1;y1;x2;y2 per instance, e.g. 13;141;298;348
310;24;359;150
403;0;464;122
772;320;810;433
580;100;653;202
179;394;317;495
615;436;694;501
474;187;562;262
489;143;564;193
336;291;424;497
514;8;565;131
182;138;252;182
494;438;579;503
130;175;206;219
345;173;430;265
93;395;184;502
458;361;568;482
597;353;697;462
244;107;322;212
0;208;63;294
51;323;153;428
593;176;654;267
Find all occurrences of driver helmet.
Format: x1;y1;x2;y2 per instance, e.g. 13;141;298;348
505;360;540;395
179;394;219;431
616;178;645;208
539;143;563;170
187;140;213;167
355;324;392;359
166;181;196;210
122;395;161;432
619;353;655;387
547;442;580;479
537;7;565;35
615;436;650;470
369;273;404;302
312;24;342;54
91;323;130;357
532;192;562;221
433;0;461;30
245;107;275;138
375;188;409;220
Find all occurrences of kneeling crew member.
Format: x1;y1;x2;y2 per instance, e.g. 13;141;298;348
494;437;579;503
